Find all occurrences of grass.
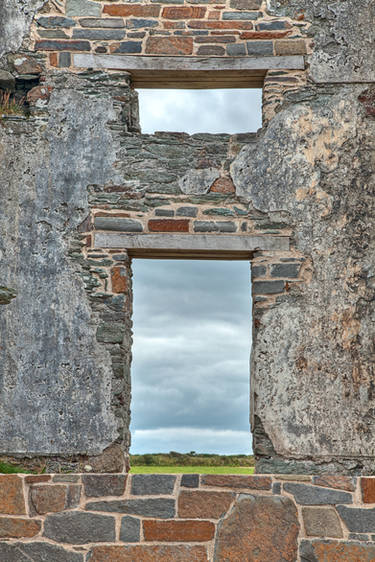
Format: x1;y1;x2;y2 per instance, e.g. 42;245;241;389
0;461;31;474
0;91;26;116
130;465;255;474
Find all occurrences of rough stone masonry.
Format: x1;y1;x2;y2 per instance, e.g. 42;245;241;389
0;0;374;480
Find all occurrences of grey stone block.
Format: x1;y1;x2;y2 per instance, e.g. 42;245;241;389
43;512;116;544
94;217;143;232
59;52;71;68
38;30;69;38
86;498;175;518
302;507;343;538
131;474;176;495
349;533;370;541
176;207;198;217
112;42;142;54
181;474;199;488
120;516;141;542
155;209;174;217
66;485;82;508
0;542;83;562
271;263;300;278
251;265;267;278
179;168;220;195
194;221;219;232
247;41;273;56
96;323;125;344
0;70;15;92
272;482;281;494
53;475;80;482
79;18;125;28
73;29;125;40
37;16;76;27
337;505;375;533
83;474;127;497
252;280;285;295
66;0;101;16
226;43;247;56
258;21;289;30
284;483;353;505
222;11;260;19
230;0;261;8
126;18;158;29
217;221;237;233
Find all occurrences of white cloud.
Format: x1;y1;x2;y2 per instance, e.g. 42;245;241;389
137;89;262;134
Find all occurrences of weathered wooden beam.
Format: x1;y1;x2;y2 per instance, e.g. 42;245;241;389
73;54;305;88
94;233;289;259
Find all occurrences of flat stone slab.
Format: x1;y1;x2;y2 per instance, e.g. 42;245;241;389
73;54;304;88
94;233;289;258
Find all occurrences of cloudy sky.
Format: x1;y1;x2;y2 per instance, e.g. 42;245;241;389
138;88;262;134
130;260;253;455
130;89;260;455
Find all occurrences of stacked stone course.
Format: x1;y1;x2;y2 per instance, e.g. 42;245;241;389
30;0;310;67
2;473;375;559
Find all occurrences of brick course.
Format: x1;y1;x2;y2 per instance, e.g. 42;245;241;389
30;0;309;67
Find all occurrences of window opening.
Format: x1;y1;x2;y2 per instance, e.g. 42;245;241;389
130;259;252;455
137;88;262;135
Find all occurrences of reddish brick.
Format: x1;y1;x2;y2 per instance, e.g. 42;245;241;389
103;4;160;17
210;176;235;193
146;37;193;55
163;21;185;30
162;6;206;19
358;88;375;117
30;485;66;515
201;474;271;490
275;39;307;55
178;490;233;519
240;30;291;39
49;52;58;67
25;475;51;484
208;10;221;20
143;520;215;542
111;266;128;293
0;517;41;538
148;219;189;232
188;20;253;30
301;540;375;561
0;476;26;515
89;545;208;562
313;476;355;492
361;478;375;503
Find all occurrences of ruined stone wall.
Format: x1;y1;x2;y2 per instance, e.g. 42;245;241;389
2;473;375;560
0;0;374;477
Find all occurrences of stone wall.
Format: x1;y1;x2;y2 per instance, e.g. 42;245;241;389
2;473;375;560
30;0;309;64
0;0;374;476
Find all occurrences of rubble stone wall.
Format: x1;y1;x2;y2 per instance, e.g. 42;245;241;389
1;473;375;560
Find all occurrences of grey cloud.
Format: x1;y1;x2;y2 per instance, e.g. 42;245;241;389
130;260;252;453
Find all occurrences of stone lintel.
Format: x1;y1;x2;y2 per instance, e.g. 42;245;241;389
94;233;289;258
73;54;305;88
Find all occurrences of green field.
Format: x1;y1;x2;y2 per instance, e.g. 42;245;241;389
130;465;255;474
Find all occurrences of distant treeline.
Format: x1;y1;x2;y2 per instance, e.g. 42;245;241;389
130;452;255;467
